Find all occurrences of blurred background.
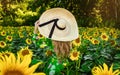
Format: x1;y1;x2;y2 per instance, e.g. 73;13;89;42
0;1;120;75
0;0;120;29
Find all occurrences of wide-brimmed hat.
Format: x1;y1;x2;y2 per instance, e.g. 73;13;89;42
38;8;79;41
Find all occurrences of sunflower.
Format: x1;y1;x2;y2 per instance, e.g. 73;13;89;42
37;33;44;39
6;35;13;42
100;32;109;41
72;36;81;47
109;40;116;47
82;35;88;39
82;32;88;36
87;36;93;41
25;38;32;45
19;32;24;38
112;34;118;39
10;30;14;34
92;63;120;75
93;31;99;37
69;50;80;61
82;32;88;38
91;39;100;45
109;28;116;36
1;30;6;36
18;46;33;60
0;53;46;75
0;41;6;48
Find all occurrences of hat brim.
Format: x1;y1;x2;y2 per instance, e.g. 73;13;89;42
38;8;79;41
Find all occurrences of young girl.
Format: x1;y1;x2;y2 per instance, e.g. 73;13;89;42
33;7;79;74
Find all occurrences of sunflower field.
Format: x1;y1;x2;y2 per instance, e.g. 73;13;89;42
0;26;120;75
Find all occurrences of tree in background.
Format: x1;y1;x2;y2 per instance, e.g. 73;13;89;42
0;0;120;29
100;0;120;28
0;0;39;26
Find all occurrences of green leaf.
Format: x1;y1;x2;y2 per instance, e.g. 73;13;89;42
84;54;93;60
114;54;120;60
31;59;42;65
113;62;120;70
45;38;54;50
80;61;93;72
95;57;105;65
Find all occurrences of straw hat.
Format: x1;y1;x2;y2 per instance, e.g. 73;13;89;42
38;8;79;41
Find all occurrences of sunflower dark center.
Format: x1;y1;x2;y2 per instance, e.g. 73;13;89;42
1;42;5;46
8;36;11;39
95;32;97;35
75;38;80;43
94;40;98;44
3;32;5;34
73;52;78;57
110;40;115;46
102;35;106;39
89;37;93;40
4;70;24;75
39;34;43;37
22;50;29;56
27;40;31;43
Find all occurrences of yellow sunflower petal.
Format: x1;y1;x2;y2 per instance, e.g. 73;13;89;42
113;70;120;75
9;53;16;65
98;65;104;73
103;63;108;72
16;53;21;65
32;73;46;75
26;62;41;74
20;55;31;68
109;64;113;74
92;63;120;75
0;52;43;75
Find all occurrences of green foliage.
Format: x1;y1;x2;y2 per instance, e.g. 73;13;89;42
0;26;120;74
0;0;118;28
0;0;40;26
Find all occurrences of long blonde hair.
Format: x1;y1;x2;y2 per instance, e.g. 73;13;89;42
52;40;71;59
